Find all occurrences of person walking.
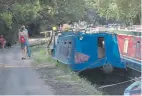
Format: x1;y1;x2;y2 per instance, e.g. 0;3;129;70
22;25;31;58
19;26;30;59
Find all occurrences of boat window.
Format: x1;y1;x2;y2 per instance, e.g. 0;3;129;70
57;41;59;44
136;41;140;46
68;41;72;48
135;41;140;58
98;37;105;59
68;41;72;57
98;37;105;48
64;42;67;44
123;39;129;53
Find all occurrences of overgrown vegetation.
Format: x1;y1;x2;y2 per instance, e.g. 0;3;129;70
32;45;103;95
0;0;140;43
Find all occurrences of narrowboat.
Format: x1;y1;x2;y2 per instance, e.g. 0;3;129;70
49;31;126;73
117;31;142;72
124;80;141;96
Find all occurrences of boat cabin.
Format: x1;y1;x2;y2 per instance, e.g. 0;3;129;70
51;32;126;73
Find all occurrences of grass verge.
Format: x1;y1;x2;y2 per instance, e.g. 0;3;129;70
31;45;103;95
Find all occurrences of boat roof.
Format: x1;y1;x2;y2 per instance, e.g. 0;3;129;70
60;31;116;37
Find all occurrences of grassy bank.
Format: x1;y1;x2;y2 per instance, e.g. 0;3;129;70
31;45;103;95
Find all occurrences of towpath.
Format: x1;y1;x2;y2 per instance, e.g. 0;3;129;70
0;44;54;95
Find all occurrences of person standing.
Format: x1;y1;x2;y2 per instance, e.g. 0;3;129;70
0;35;6;49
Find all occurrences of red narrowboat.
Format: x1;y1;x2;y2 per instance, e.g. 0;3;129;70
117;31;141;72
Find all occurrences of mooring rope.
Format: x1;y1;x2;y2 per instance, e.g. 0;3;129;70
98;77;141;89
77;57;107;73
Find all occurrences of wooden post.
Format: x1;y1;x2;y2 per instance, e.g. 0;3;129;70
40;31;52;47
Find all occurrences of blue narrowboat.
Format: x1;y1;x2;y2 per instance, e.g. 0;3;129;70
50;31;126;73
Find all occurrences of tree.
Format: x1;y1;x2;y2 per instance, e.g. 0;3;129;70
0;0;87;43
0;0;141;44
88;0;141;25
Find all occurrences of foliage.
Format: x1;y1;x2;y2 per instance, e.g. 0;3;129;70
0;12;13;27
0;0;140;27
0;0;141;43
91;0;141;25
11;0;41;24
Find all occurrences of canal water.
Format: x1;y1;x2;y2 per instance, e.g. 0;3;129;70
79;68;141;95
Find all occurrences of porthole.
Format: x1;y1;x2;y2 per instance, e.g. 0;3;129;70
135;41;140;58
69;42;72;44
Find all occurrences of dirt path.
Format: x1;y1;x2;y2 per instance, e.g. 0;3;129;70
0;45;54;95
